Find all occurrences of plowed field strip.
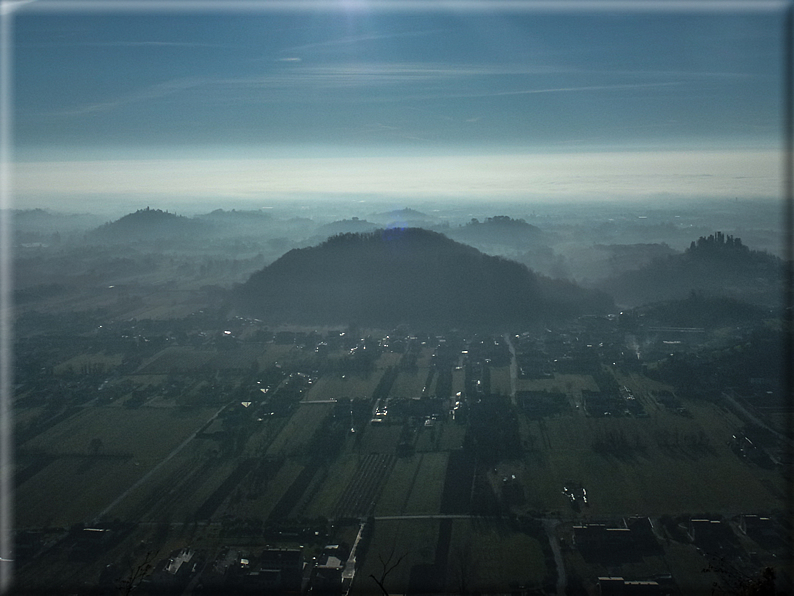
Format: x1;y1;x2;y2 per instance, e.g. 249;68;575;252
333;454;395;518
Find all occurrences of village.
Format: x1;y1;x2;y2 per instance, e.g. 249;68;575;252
11;303;790;595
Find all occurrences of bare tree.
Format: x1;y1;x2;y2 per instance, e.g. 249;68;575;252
117;550;157;596
370;546;408;596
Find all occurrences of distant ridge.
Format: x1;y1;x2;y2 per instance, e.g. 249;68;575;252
598;232;784;308
444;215;544;248
236;228;613;327
89;207;208;243
315;218;379;237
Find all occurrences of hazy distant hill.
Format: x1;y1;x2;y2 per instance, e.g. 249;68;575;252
236;228;613;327
89;207;210;243
599;232;784;308
369;208;436;228
561;242;679;283
315;217;379;237
14;208;104;235
626;293;772;329
444;215;544;250
197;208;272;223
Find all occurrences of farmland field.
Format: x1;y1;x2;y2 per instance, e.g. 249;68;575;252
353;519;440;596
390;369;430;398
516;373;599;400
54;351;123;375
403;452;449;515
16;457;143;527
358;423;404;454
446;518;547;592
232;458;305;520
302;373;383;401
301;453;362;518
488;366;512;395
516;397;786;516
374;456;423;516
265;404;332;457
136;347;215;374
22;406;218;461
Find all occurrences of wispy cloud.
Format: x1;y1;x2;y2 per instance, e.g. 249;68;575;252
53;77;204;116
278;29;444;54
443;81;683;99
17;40;228;48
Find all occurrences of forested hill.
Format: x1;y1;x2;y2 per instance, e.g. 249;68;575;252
236;228;613;327
598;232;784;308
444;215;545;248
89;207;208;243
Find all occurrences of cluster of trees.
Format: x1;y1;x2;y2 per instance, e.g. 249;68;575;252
687;231;747;254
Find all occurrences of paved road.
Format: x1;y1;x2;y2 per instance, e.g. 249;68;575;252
342;520;367;596
504;333;518;403
373;514;476;521
542;518;568;596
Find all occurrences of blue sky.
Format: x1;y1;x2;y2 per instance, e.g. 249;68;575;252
8;1;788;208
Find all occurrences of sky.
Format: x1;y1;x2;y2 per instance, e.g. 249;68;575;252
7;1;789;210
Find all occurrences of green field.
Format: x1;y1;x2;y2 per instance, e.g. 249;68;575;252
136;347;216;374
353;519;440;596
352;517;547;596
390;369;430;398
447;518;547;592
358;423;404;454
303;373;383;401
517;373;599;400
302;452;362;518
232;458;305;520
403;452;449;515
265;404;332;457
513;397;786;516
54;351;123;375
22;406;217;461
16;457;143;527
489;366;512;395
112;445;238;523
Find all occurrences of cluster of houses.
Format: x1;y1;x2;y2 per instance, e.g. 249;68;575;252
139;543;354;595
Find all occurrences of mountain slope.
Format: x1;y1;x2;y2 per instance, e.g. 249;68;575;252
236;228;613;327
